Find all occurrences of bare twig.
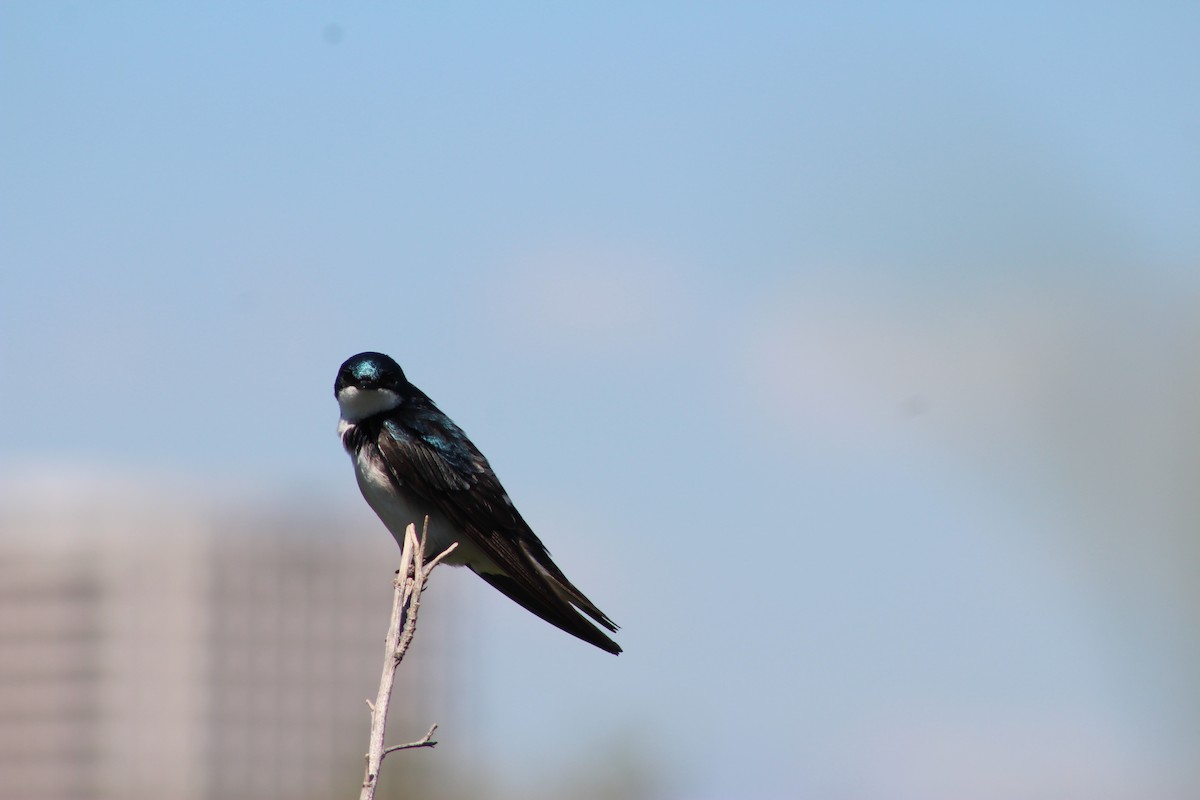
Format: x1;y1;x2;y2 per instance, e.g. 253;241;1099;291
382;723;439;756
359;520;457;800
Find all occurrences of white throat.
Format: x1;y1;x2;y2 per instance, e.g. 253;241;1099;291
337;386;402;422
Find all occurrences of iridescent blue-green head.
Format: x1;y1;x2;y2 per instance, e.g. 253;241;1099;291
335;352;408;422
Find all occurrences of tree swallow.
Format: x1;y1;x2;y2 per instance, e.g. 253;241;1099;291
335;352;621;655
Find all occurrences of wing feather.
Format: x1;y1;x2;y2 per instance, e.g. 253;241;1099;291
371;396;620;651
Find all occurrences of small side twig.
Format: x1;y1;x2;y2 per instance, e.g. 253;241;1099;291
359;520;457;800
382;723;439;756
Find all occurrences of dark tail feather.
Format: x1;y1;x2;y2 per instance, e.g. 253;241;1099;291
475;571;622;655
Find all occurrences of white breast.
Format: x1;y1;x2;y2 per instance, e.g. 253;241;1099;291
337;386;402;423
347;433;498;572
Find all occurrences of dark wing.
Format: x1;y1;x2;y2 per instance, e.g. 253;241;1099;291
375;396;621;655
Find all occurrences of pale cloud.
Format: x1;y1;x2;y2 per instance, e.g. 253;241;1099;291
489;242;694;356
739;278;1090;448
740;278;1200;770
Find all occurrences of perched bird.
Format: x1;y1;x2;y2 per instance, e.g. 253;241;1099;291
335;352;621;654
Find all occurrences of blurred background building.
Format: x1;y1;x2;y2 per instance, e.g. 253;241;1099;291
0;475;460;800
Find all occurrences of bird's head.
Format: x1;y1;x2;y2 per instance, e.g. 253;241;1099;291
335;351;407;422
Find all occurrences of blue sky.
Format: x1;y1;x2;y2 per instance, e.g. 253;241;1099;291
3;3;1199;798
